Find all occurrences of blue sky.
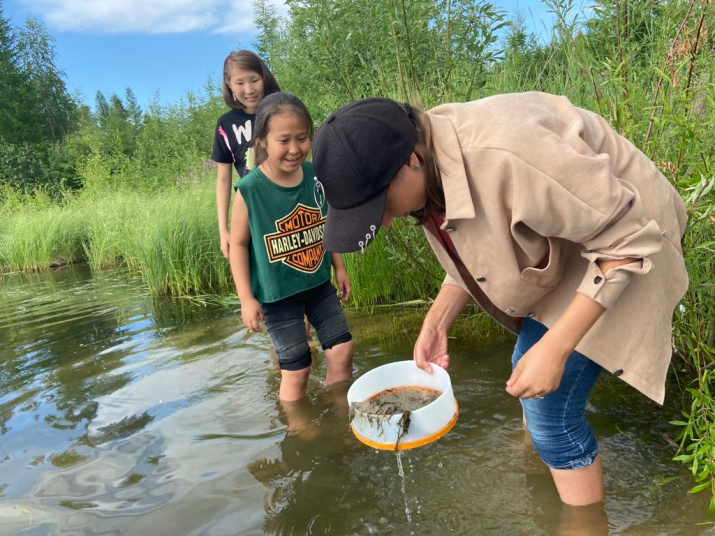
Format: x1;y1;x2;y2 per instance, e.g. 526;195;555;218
3;0;565;111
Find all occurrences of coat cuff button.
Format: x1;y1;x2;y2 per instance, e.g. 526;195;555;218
613;369;624;376
594;276;603;284
476;276;486;282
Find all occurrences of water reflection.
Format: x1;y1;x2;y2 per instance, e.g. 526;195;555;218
0;267;712;535
248;386;363;535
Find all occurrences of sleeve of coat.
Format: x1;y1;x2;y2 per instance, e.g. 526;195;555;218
478;145;664;309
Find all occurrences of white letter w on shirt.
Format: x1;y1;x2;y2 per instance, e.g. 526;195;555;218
232;120;252;145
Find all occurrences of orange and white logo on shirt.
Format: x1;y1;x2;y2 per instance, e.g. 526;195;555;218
264;204;326;273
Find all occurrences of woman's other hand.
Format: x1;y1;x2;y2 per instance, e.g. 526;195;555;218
506;338;569;398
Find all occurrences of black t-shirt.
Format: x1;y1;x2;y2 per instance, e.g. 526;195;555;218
211;108;256;177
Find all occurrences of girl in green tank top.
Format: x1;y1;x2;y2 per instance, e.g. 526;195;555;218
228;93;354;403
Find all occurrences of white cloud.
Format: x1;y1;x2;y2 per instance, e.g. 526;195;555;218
212;0;288;35
20;0;288;35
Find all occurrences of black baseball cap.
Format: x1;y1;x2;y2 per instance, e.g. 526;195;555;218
312;98;417;253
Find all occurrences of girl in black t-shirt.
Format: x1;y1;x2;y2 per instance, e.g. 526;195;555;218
211;50;280;259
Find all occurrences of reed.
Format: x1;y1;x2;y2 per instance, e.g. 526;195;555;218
341;219;443;308
0;193;88;272
1;176;233;296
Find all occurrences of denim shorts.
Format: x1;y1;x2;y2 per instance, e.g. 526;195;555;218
511;318;602;470
261;281;352;372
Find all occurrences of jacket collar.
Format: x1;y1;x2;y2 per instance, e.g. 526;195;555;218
427;111;476;223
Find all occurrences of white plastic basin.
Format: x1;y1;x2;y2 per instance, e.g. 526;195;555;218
347;360;458;451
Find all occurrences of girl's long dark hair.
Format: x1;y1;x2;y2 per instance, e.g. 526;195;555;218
253;93;314;167
401;103;445;223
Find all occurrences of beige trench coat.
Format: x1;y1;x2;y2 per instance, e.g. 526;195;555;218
424;92;688;404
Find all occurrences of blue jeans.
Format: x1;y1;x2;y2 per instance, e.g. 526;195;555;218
262;281;352;371
511;318;602;469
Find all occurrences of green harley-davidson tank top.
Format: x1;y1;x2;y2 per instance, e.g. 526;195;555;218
236;161;330;304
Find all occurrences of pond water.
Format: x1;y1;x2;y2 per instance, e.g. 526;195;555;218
0;266;711;535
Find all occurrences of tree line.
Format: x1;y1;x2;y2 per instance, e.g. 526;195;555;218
0;0;225;201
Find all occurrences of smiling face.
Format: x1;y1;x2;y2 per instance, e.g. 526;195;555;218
258;112;311;182
381;153;428;228
228;67;265;114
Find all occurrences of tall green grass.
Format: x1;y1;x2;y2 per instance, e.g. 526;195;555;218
0;175;233;295
0;177;442;303
0;204;87;272
342;219;443;308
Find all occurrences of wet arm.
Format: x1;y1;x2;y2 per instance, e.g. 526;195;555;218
229;191;264;332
